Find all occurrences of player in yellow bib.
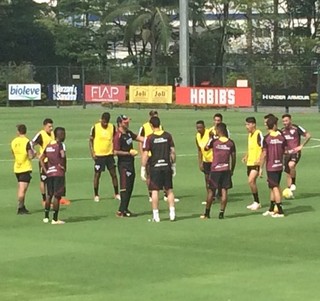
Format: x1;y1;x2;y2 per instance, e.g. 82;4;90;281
242;117;263;211
11;124;35;214
196;120;213;205
89;112;120;202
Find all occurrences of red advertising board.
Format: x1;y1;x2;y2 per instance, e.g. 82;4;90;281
176;87;252;107
85;85;126;102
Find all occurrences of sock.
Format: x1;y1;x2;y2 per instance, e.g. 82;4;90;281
94;188;99;196
153;209;159;220
164;191;168;197
42;193;46;201
253;193;259;203
114;185;119;195
292;178;296;185
18;201;24;209
45;208;50;219
276;203;284;214
219;209;224;219
149;191;152;198
119;191;127;212
53;210;59;221
269;201;275;212
205;208;211;216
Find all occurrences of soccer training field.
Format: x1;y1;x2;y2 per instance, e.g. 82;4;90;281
1;106;320;301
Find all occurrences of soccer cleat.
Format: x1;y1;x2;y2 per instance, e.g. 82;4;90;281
218;212;224;219
114;194;121;201
289;184;296;192
272;213;285;218
152;217;160;222
201;201;207;205
163;196;180;203
17;207;30;215
43;218;49;223
169;213;176;222
262;210;275;216
60;198;70;205
124;210;137;217
116;211;125;218
94;196;100;202
200;213;210;219
246;202;261;211
51;220;65;225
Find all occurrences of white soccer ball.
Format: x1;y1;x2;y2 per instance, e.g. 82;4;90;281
282;188;294;199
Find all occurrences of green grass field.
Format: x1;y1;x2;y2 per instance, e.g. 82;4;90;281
1;107;320;301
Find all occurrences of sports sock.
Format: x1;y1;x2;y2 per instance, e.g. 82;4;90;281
268;201;275;212
149;191;152;198
153;209;159;220
205;208;211;216
44;208;50;219
42;193;46;201
219;210;224;219
292;178;296;185
53;210;59;221
276;203;284;214
114;185;119;195
94;188;99;196
253;193;259;203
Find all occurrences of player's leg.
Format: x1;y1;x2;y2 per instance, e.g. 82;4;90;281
151;190;160;222
263;171;283;216
149;169;161;222
117;164;127;216
163;170;175;221
51;177;65;224
17;179;30;214
43;177;54;223
93;156;104;202
124;167;136;216
201;171;217;219
106;156;120;200
39;162;47;206
288;160;297;190
219;188;228;219
246;167;261;210
218;170;232;219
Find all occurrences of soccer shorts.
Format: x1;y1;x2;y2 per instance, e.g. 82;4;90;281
209;170;232;190
149;169;173;191
202;162;211;175
47;176;66;198
15;171;32;183
94;155;116;172
247;165;260;177
284;152;301;174
267;171;282;188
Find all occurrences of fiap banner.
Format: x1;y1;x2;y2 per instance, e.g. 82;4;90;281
129;86;172;103
85;85;126;102
176;87;252;107
8;84;41;100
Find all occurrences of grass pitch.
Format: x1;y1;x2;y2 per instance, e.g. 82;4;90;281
1;107;320;301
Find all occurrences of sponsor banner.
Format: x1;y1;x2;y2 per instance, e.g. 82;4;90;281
261;90;310;107
8;84;41;100
175;87;252;107
129;86;172;103
85;85;126;102
48;84;82;101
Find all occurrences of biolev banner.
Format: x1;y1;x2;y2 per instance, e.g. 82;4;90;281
8;84;41;100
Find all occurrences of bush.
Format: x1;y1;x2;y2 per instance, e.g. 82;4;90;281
310;93;318;106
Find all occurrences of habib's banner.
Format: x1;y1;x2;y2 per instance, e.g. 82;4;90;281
129;86;172;103
85;85;126;102
8;84;41;100
176;87;252;107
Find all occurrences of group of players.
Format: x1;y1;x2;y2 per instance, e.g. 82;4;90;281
196;113;311;219
11;110;177;223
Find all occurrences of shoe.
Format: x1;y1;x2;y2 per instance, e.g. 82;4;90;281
43;218;49;223
51;220;65;225
17;207;30;215
149;197;152;202
94;196;100;202
152;217;160;222
116;211;125;218
169;213;176;221
246;202;261;211
124;210;137;217
201;201;207;205
60;198;70;205
114;194;121;201
290;184;296;191
272;213;285;218
200;213;210;219
163;196;180;203
218;212;224;219
262;210;275;216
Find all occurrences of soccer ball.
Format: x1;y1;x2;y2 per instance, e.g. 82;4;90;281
282;188;294;199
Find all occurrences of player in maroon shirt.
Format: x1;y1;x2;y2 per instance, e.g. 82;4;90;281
202;122;236;219
40;127;66;225
281;114;311;192
260;116;287;218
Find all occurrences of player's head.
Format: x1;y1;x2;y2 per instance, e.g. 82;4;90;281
213;113;223;126
282;113;292;128
196;120;205;134
54;127;66;142
43;118;53;134
16;124;27;135
245;117;256;133
101;112;110;128
116;114;130;129
149;116;161;129
266;115;278;131
264;113;275;128
149;110;158;118
216;122;228;137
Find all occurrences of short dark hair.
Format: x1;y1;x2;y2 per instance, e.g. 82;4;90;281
150;116;161;128
282;113;291;119
54;127;66;141
214;113;223;120
101;112;110;122
149;110;158;117
43;118;53;125
196;120;205;126
246;117;256;124
264;113;275;120
216;122;228;136
17;124;27;134
266;116;278;130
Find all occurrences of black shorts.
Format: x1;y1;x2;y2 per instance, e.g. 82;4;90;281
267;171;282;188
202;162;211;175
209;170;232;190
94;155;115;172
284;152;301;173
149;169;173;191
247;165;260;177
39;161;48;182
47;176;66;197
15;171;32;183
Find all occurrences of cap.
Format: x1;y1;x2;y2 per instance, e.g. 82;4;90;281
149;110;158;117
117;114;130;124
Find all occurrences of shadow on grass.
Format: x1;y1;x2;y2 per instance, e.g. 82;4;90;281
32;207;67;214
285;205;315;216
226;211;263;219
69;198;91;203
228;192;252;203
294;193;319;200
65;215;106;223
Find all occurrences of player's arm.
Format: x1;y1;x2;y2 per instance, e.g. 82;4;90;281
230;142;236;176
295;127;311;152
31;132;43;158
26;141;36;160
137;126;145;155
140;137;150;180
89;126;95;159
60;143;66;171
204;138;213;151
196;139;204;171
39;153;47;174
259;149;266;178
